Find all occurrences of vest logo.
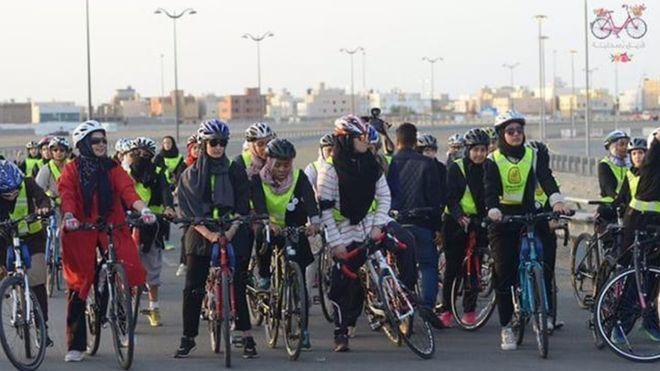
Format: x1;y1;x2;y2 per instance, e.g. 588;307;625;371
508;167;522;185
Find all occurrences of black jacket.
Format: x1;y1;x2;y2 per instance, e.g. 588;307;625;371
636;138;660;203
446;158;486;220
387;148;445;231
598;160;627;200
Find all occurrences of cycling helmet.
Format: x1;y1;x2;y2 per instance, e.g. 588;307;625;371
48;136;71;151
37;136;52;148
416;133;438;149
627;137;647;152
266;138;297;160
319;133;335;148
494;110;526;131
0;160;24;194
448;133;465;147
114;138;133;154
134;137;158;156
648;128;659;149
527;140;549;155
603;129;629;149
334;115;368;136
367;125;381;145
186;134;199;146
463;128;490;147
245;122;275;142
198;119;230;141
72;120;105;148
25;141;38;149
482;127;498;142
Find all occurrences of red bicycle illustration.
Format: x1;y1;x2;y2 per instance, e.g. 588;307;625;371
591;4;647;39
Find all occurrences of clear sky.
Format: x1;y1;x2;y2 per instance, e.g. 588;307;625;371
0;0;657;105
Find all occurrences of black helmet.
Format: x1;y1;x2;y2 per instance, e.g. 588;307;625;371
319;133;335;148
266;138;296;160
627;137;647;152
463;128;490;147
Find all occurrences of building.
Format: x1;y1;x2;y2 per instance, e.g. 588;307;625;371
0;101;32;123
297;83;367;119
642;78;660;111
266;89;299;123
199;94;222;119
149;90;200;124
31;102;82;123
558;89;614;118
369;89;427;116
218;88;266;121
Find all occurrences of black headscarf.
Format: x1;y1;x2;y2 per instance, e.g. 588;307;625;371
160;136;179;158
130;156;158;186
77;134;116;217
496;123;526;159
332;135;382;225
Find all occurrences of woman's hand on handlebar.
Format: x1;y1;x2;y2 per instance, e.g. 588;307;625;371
270;223;282;237
552;202;572;215
163;207;176;219
458;216;470;229
63;212;80;231
332;244;348;259
370;226;384;241
488;208;503;223
305;223;320;236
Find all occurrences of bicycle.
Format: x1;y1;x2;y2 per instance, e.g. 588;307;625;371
317;232;335;323
591;4;647;40
78;213;145;370
339;230;436;359
595;225;660;363
449;218;496;331
44;210;63;297
0;211;52;371
502;211;573;359
173;213;269;367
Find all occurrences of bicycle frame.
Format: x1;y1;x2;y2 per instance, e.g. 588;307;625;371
209;238;236;324
598;10;636;36
517;224;549;317
366;247;414;322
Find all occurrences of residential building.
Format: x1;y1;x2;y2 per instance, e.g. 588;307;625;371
31;102;82;123
150;90;200;124
297;83;366;119
266;89;299;122
642;78;660;111
0;101;32;123
218;88;266;121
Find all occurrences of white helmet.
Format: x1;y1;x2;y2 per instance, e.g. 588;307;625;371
494;110;526;131
648;127;660;149
72;120;105;148
133;137;157;156
245;122;275;142
114;138;134;154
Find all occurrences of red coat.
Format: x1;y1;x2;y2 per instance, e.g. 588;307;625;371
58;159;146;299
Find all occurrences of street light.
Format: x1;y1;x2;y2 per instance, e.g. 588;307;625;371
569;50;578;136
242;32;275;119
584;0;592;157
422;56;444;125
340;47;364;113
535;14;548;141
85;0;93;120
154;7;196;144
502;62;520;110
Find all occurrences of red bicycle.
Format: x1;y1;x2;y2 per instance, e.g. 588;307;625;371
591;4;647;40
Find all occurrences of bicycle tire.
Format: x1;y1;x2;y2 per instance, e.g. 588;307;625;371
246;256;264;327
207;281;221;353
318;248;334;323
571;233;596;309
591;258;614;349
532;265;549;358
590;17;612;39
0;276;47;371
47;260;56;297
450;274;496;331
512;293;526;346
365;277;401;346
109;264;135;370
86;284;102;355
626;17;647;39
132;285;142;333
283;261;306;361
221;270;232;368
264;279;280;349
549;274;558;334
595;266;660;363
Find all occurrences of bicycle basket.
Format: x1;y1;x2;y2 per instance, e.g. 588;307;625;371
631;5;646;17
594;8;609;17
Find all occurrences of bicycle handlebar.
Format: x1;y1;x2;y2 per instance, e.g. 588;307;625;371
338;231;408;279
77;213;145;233
168;213;270;229
0;210;54;230
389;207;435;220
501;210;575;225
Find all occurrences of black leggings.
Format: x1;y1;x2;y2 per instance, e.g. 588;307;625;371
329;243;367;335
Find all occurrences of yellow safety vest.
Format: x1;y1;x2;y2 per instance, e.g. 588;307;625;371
46;161;64;204
385;155;392;165
25;158;43;178
163;155;183;185
492;147;534;206
242;151;252;169
626;171;659;212
455;159;477;216
600;157;628;203
10;182;43;236
262;170;301;228
132;167;164;213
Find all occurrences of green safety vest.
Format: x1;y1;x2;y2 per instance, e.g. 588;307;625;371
455;160;477;216
132;167;164;213
10;182;43;236
626;171;639;199
626;171;659;212
241;151;252;169
600;157;628;203
492;147;534;206
25;158;43;178
46;161;64;204
325;156;377;221
163;155;183;185
262;170;301;228
385;155;392;165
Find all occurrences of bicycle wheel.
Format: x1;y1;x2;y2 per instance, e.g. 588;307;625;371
590;17;612;39
46;251;55;297
246;256;264;327
206;281;221;353
221;270;232;368
264;282;279;349
450;275;496;331
132;285;142;333
571;233;597;308
109;265;135;370
379;273;435;359
591;258;614;349
283;261;306;361
318;248;334;323
85;284;102;355
511;289;526;346
596;267;660;363
626;17;647;39
365;278;401;346
531;265;549;358
0;276;47;371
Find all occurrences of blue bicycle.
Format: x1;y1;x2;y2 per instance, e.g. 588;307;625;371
503;211;572;358
44;212;63;297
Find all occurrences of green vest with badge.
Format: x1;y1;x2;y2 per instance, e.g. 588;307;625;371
600;157;628;203
492;147;534;206
10;182;43;236
163;155;183;185
132;167;164;213
454;159;478;216
627;170;659;212
25;158;43;178
262;170;301;228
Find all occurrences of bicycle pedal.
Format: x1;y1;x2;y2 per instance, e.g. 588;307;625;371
583;295;595;306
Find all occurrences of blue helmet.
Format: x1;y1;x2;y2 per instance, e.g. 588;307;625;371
0;160;24;194
367;125;380;145
198;119;230;141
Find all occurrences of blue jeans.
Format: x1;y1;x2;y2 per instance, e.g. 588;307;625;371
406;226;438;309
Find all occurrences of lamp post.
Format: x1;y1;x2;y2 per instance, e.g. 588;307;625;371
154;7;196;144
85;0;93;120
422;56;444;125
242;32;275;119
569;50;578;136
340;47;364;113
535;14;548;141
584;0;592;157
502;62;520;110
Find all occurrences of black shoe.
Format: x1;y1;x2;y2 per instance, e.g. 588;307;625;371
333;334;349;352
242;336;257;359
174;337;196;358
419;306;446;330
46;336;54;348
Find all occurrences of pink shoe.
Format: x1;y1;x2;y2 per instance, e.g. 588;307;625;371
439;311;453;327
461;311;477;326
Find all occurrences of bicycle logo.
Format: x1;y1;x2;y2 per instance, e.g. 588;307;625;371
591;4;648;40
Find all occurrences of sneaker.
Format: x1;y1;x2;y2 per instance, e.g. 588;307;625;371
243;336;258;358
610;327;626;345
334;334;349;352
420;306;446;330
500;326;517;351
640;325;660;342
461;312;476;326
64;350;85;362
302;330;311;350
164;241;175;251
347;326;357;338
46;336;54;348
148;308;162;327
174;337;197;358
257;277;271;290
176;264;187;277
439;311;454;327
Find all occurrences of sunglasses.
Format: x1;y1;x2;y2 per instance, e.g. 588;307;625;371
90;137;108;145
208;138;228;147
51;147;66;153
504;127;524;135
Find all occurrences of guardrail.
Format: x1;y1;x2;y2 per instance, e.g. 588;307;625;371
549;153;600;177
